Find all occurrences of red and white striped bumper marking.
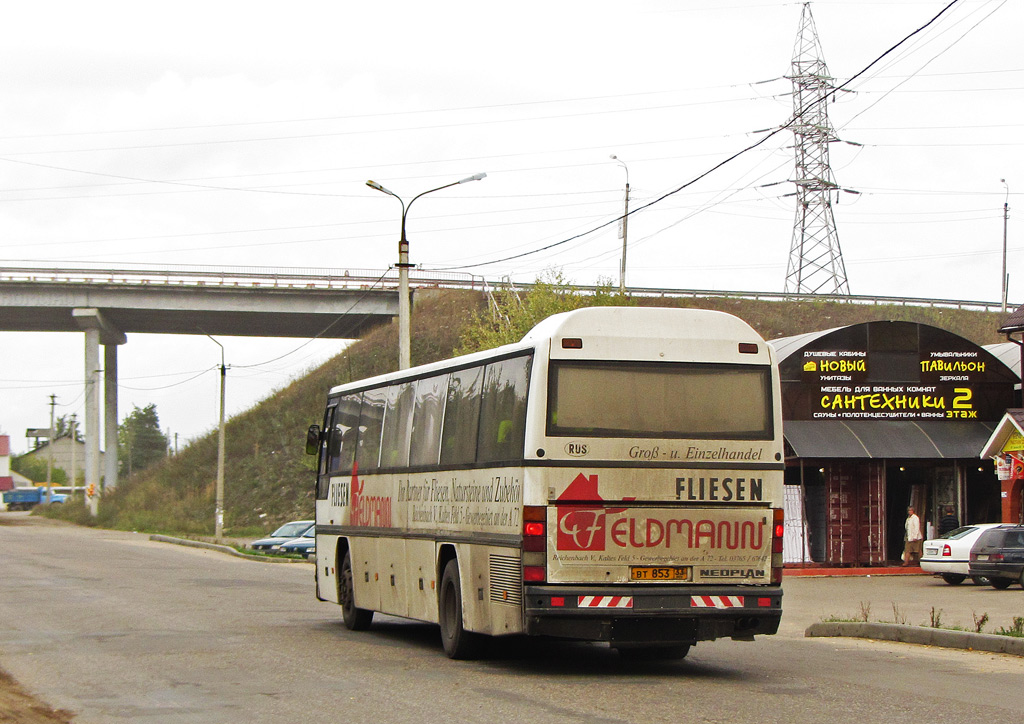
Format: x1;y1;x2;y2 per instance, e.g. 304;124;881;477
691;595;744;609
578;595;633;609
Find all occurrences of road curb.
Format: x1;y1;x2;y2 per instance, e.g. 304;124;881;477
149;534;312;563
805;621;1024;656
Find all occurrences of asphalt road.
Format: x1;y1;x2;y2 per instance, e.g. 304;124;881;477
2;513;1023;724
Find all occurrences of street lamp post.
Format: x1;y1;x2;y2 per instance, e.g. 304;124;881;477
366;173;486;370
610;155;630;294
1002;179;1010;313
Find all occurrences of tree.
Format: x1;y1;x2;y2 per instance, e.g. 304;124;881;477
30;414;82;451
457;270;631;354
53;414;83;443
10;455;68;484
118;404;169;477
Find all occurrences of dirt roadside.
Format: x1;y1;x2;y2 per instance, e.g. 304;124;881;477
0;668;74;724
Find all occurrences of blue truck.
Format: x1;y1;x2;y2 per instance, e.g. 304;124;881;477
2;487;69;511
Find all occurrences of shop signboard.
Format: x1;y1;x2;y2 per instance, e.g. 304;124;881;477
779;322;1016;422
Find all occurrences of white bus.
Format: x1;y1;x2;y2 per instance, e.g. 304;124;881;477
306;306;784;659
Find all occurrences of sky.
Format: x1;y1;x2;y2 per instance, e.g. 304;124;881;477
1;0;1021;455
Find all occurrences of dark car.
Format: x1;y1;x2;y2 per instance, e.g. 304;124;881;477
250;520;314;551
968;525;1024;589
278;527;315;558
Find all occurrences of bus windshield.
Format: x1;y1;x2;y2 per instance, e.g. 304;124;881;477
547;360;773;439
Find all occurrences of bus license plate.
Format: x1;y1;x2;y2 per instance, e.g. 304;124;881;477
631;566;690;581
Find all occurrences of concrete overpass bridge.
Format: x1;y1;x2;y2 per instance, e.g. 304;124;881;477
0;263;481;497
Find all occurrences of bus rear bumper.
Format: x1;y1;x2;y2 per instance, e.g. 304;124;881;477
522;584;782;644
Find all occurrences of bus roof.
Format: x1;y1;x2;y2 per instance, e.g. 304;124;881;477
522;306;763;344
327;306;767;396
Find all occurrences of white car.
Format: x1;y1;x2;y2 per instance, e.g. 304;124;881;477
921;523;1004;585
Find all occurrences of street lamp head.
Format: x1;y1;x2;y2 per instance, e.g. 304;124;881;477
610;155;629;184
458;172;487;184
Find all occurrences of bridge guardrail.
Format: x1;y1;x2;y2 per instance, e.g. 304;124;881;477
0;264;1012;313
0;264;480;290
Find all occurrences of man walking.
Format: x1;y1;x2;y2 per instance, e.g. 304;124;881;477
904;506;923;567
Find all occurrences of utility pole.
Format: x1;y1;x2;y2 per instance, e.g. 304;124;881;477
784;3;851;296
46;394;56;502
610;155;631;294
1002;179;1010;313
205;334;227;540
69;414;77;496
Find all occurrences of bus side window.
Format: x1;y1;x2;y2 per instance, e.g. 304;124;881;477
410;374;449;467
317;406;336;499
380;382;414;470
357;387;386;472
328;393;361;475
478;355;532;464
440;366;483;466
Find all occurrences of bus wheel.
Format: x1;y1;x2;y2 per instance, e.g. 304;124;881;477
615;644;690;662
339;551;373;631
439;559;485;659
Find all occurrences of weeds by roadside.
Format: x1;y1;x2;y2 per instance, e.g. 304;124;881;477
973;612;989;633
995;616;1024;638
891;603;906;625
822;605;1024;640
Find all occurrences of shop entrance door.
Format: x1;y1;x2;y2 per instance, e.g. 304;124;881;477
826;461;886;565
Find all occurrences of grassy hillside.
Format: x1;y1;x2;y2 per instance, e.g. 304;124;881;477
40;289;1009;538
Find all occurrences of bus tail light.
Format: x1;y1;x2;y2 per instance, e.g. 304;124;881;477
772;508;784;554
523;566;546;582
522;505;547;583
771;508;784;584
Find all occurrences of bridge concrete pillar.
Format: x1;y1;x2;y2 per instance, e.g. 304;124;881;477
82;326;101;515
104;345;118;490
72;309;126;512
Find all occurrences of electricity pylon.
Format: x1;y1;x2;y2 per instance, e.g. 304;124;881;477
784;3;851;295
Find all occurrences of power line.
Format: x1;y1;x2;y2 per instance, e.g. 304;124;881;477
0;80;791;143
433;0;969;274
0;94;783;159
230;270;390;371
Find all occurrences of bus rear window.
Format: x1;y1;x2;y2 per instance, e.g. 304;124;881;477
547;361;773;439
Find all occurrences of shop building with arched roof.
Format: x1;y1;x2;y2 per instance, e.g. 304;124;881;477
770;320;1017;566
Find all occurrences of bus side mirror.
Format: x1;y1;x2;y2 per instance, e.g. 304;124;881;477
305;425;321;456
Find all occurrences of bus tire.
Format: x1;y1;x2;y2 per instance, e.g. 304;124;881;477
339;551;373;631
439;559;485;659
